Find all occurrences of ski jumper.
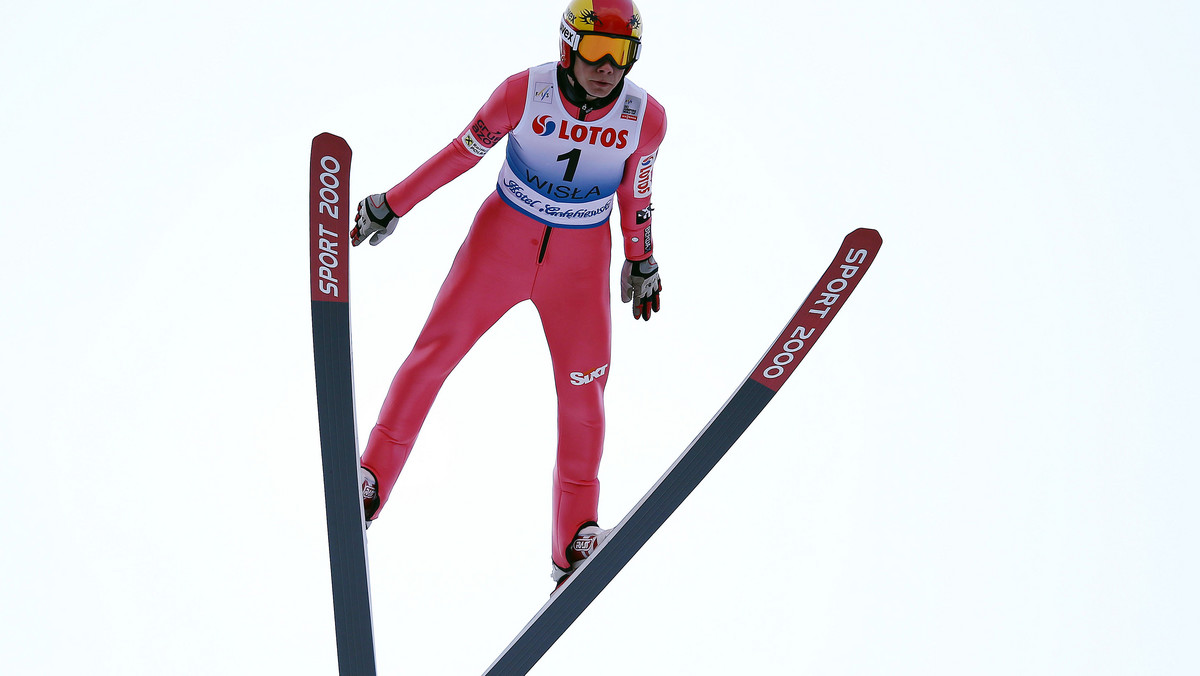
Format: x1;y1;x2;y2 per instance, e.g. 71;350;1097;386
360;62;667;569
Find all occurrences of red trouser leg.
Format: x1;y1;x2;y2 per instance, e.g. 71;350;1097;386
360;194;535;512
533;220;612;570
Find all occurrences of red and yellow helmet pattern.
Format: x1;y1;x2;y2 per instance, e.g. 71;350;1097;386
559;0;643;70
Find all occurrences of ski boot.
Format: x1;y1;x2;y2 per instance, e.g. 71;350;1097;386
551;524;611;588
360;467;380;529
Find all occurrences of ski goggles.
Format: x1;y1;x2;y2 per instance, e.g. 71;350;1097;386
575;33;641;68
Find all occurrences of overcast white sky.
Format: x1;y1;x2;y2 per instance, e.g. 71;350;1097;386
3;1;1197;674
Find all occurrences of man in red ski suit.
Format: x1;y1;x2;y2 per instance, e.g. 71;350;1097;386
352;0;665;584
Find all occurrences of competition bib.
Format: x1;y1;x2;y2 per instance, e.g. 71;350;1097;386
496;62;646;228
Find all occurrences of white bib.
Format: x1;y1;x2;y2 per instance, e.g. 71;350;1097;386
496;62;646;228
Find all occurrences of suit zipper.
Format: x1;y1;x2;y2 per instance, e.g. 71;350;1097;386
542;101;586;264
537;226;552;264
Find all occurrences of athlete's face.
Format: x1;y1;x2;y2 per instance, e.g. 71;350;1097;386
572;57;623;100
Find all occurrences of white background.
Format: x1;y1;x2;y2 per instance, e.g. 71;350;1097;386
2;1;1197;674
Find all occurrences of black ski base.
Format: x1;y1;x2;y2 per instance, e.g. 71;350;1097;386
313;300;377;676
487;380;775;675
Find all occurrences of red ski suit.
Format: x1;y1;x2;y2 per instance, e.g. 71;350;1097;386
360;64;667;569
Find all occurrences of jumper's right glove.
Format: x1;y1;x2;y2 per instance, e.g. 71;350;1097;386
620;256;662;321
351;193;400;246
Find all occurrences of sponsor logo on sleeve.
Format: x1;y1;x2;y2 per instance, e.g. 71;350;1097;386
471;119;504;148
636;205;654;254
461;129;489;157
633;151;657;198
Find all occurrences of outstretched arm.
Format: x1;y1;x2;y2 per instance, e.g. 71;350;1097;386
352;71;530;246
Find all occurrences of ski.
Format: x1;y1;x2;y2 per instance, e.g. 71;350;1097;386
483;227;883;676
309;132;377;675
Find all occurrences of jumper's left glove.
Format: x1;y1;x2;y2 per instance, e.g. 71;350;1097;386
621;256;661;321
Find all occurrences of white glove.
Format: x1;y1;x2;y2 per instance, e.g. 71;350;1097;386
351;193;400;246
620;256;662;321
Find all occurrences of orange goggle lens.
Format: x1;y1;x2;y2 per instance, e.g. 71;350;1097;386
576;34;639;68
